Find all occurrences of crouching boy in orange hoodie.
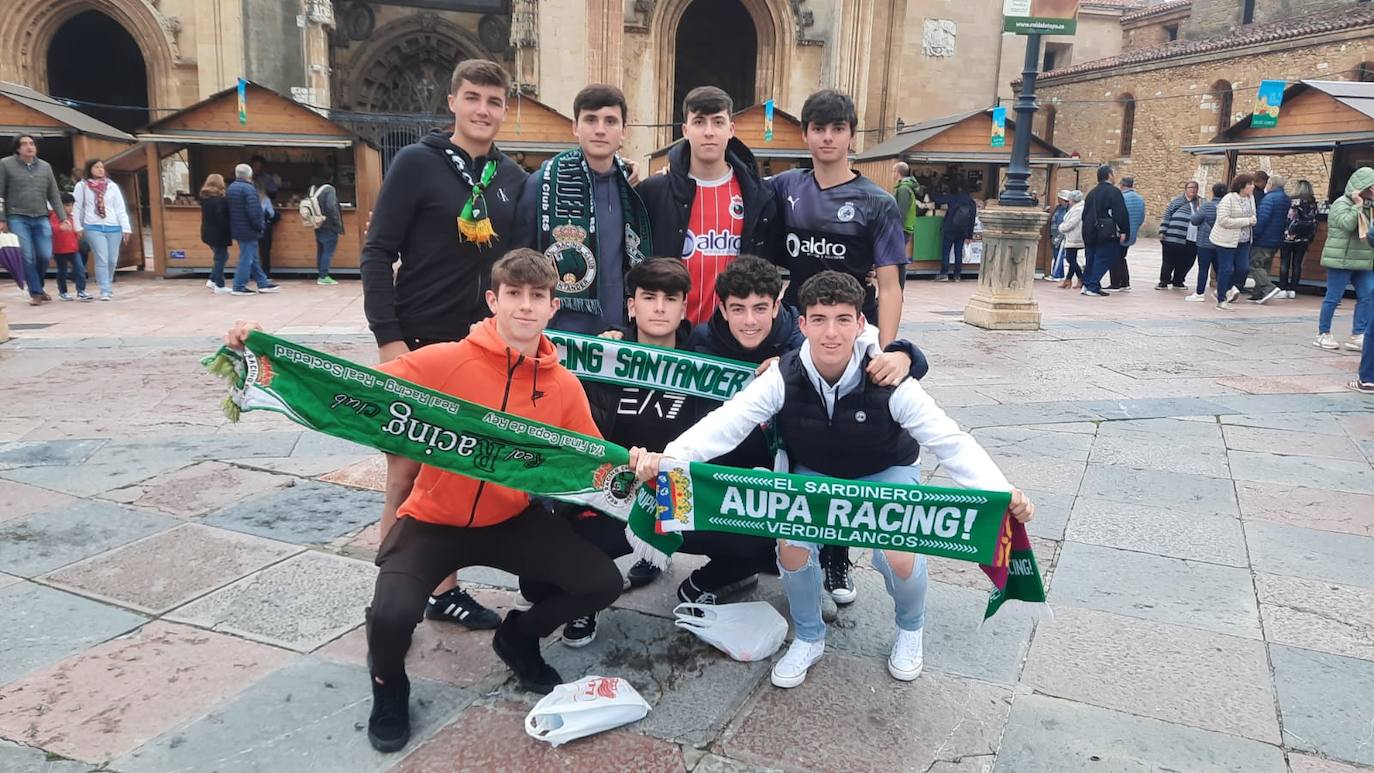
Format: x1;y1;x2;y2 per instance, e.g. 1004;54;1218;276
224;248;622;753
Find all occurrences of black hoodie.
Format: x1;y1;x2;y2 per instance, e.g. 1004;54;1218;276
360;131;528;346
636;136;778;261
583;322;704;452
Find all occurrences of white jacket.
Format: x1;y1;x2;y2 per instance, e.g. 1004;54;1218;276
662;334;1012;493
72;179;131;233
1057;202;1085;249
1210;192;1255;249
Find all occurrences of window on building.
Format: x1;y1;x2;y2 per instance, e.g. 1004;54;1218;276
1043;43;1072;73
1119;94;1136;156
1213;79;1234;134
1164;24;1179;41
1358;62;1374;82
1242;0;1255;24
1042;104;1057;144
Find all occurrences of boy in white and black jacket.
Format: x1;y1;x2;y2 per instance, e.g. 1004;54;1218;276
630;271;1034;689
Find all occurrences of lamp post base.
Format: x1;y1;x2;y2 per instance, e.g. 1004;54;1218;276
962;205;1047;331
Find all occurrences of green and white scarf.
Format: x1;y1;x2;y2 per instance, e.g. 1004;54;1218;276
535;149;652;316
204;331;1046;621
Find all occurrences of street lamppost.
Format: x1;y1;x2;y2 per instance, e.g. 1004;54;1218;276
998;33;1042;207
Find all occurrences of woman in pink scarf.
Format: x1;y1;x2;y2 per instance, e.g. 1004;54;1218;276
72;159;131;301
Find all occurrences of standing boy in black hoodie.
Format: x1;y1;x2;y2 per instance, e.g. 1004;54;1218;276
359;59;529;631
637;86;778;325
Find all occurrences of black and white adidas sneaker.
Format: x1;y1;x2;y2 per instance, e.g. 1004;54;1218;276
425;587;500;630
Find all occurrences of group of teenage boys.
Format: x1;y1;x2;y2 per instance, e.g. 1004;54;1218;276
226;58;1034;754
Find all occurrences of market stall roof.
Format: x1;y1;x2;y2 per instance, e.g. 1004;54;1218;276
495;96;576;154
853;108;1070;164
1182;80;1374;155
647;103;808;161
103;81;373;173
0;81;133;142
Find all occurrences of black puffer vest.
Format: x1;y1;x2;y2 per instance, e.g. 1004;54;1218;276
775;350;919;478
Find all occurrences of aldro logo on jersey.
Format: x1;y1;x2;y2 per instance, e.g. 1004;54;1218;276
785;232;849;260
682;229;742;258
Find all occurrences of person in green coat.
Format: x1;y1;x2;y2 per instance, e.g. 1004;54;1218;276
892;162;930;288
1315;166;1374;351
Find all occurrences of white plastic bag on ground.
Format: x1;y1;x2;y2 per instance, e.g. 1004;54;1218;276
524;676;650;747
673;601;788;662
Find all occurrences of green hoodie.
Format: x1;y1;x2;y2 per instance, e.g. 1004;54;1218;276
1321;166;1374;271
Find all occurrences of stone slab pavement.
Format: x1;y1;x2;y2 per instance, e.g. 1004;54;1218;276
1;266;1372;772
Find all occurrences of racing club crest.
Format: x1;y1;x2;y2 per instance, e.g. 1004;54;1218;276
730;194;745;220
837;202;856;222
545;223;597;294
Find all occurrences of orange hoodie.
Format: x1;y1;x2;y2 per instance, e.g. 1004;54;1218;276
377;318;601;528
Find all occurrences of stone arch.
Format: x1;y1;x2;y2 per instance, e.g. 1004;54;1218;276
336;13;493;113
1118;93;1136;157
0;0;178;112
1211;79;1234;134
650;0;794;148
1355;61;1374;82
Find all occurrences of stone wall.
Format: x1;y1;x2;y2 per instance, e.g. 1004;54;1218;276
1037;33;1374;232
1186;0;1359;39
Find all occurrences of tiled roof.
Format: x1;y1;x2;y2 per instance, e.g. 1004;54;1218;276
1041;5;1374;82
1120;0;1190;23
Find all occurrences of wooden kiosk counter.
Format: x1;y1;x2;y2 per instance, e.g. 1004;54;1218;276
105;82;380;277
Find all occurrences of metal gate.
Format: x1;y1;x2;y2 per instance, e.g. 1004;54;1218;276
329;110;452;173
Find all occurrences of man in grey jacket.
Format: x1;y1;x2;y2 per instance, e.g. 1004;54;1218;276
0;134;65;304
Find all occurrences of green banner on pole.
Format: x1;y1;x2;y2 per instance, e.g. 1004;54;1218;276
991;106;1007;148
1251;80;1286;129
1002;0;1079;35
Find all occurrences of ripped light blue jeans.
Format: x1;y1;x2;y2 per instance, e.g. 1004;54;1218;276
780;463;929;643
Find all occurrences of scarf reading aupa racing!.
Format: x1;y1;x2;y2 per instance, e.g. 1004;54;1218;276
204;331;1047;621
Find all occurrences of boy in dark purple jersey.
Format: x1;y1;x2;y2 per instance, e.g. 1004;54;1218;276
768;89;909;606
769;89;907;349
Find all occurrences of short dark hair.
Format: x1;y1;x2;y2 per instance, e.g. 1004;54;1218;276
800;89;857;132
626;258;690;296
1229;173;1255;194
490;248;557;292
60;192;75;204
574;84;628;122
1253;170;1269;182
1211;182;1228;198
715;255;782;301
450;59;511;95
797;271;864;314
82;158;103;178
1096;164;1115;183
682;86;732;119
1120;177;1135;188
11;134;36;154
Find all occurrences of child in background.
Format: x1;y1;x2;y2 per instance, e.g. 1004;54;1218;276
50;193;90;301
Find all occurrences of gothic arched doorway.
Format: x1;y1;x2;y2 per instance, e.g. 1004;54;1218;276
46;10;148;132
338;14;491;114
672;0;757;136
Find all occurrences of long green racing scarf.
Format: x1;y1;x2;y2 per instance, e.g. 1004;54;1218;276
204;331;1047;621
535;149;652;316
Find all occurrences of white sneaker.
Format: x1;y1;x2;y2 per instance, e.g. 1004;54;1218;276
1225;287;1241;303
1345;334;1365;351
214;285;232;295
512;592;533;611
1288;290;1298;299
771;638;826;688
205;279;217;291
1215;301;1234;311
1313;333;1339;350
1184;293;1205;302
888;628;924;681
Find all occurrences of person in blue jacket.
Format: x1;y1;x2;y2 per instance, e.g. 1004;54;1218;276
1247;173;1288;304
226;163;280;295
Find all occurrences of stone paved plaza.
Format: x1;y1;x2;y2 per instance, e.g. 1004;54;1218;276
1;251;1372;772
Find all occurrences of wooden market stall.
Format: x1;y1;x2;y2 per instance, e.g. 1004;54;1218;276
853;109;1080;277
1182;79;1374;291
0;81;139;271
646;103;810;176
492;96;577;173
103;81;381;277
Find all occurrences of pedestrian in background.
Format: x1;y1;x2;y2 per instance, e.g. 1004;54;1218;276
1314;166;1374;351
227;163;279;296
1252;170;1270;210
1211;173;1257;311
49;191;89;301
1080;165;1129;297
934;182;976;282
1157;181;1199;290
72;158;131;301
1109;176;1145;291
199;173;232;294
310;173;344;286
1188;182;1227;302
1056;190;1084;288
892;162;929;289
251;156;279;275
1279;179;1318;298
0;133;64;305
1049;191;1070;282
1247;172;1287;304
1351;312;1374;393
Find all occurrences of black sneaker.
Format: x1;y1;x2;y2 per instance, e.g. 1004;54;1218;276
676;575;719;606
367;674;411;753
821;546;857;605
492;611;562;694
561;614;597;648
425;587;500;630
626;558;664;589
